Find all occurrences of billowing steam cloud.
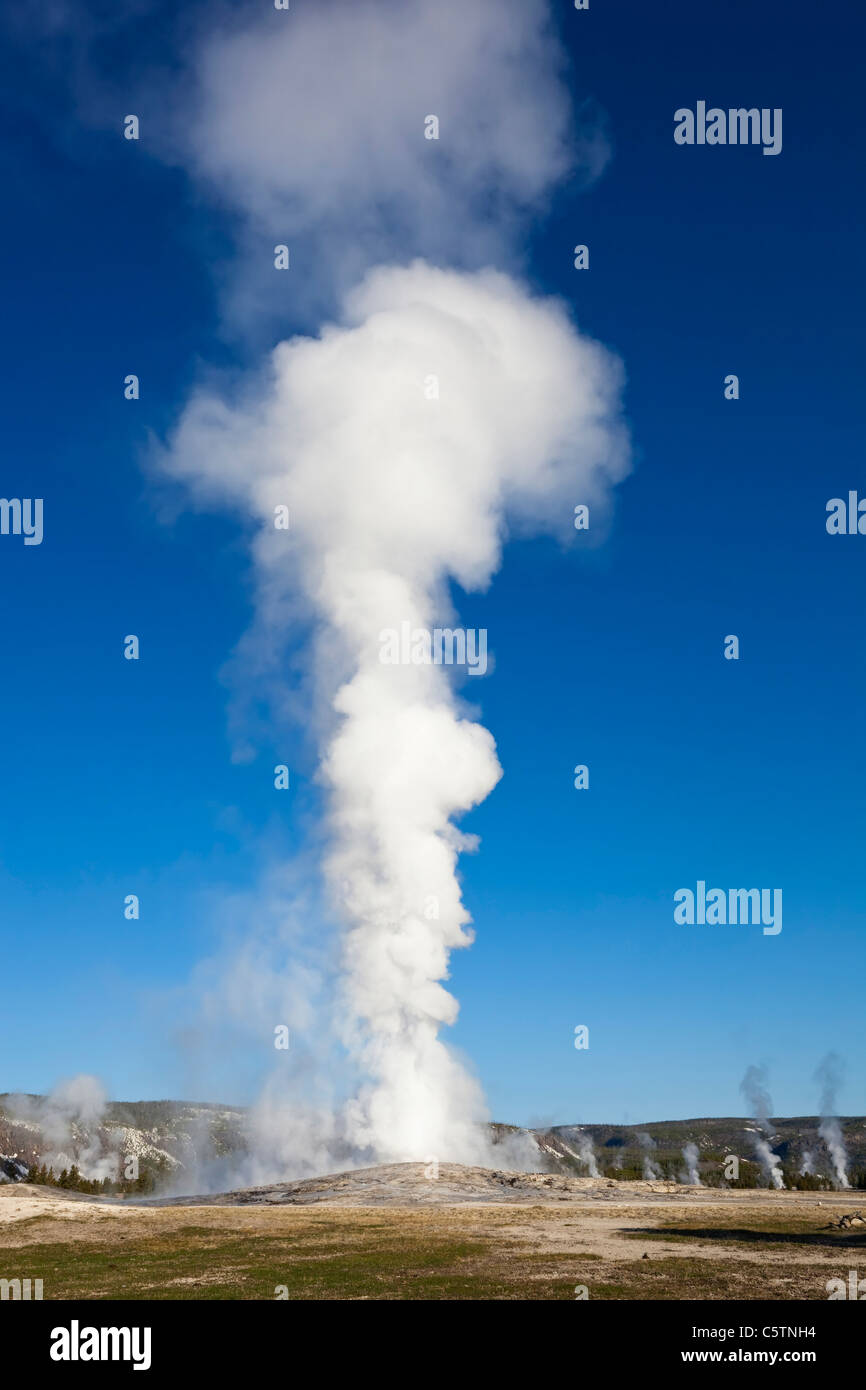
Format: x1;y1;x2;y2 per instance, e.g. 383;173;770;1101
637;1131;661;1181
681;1142;701;1186
171;0;609;327
739;1064;785;1190
155;0;629;1176
164;263;629;1167
814;1053;850;1190
799;1150;815;1177
8;1075;119;1181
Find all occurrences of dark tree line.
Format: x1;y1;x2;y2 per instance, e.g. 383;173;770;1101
26;1162;157;1195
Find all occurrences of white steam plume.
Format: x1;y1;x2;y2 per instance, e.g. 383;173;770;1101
154;0;627;1177
637;1131;661;1181
814;1053;850;1190
163;261;629;1167
493;1128;544;1172
799;1150;815;1177
578;1134;600;1179
739;1064;785;1190
8;1075;119;1182
681;1142;701;1186
171;0;609;328
566;1128;599;1178
752;1135;785;1190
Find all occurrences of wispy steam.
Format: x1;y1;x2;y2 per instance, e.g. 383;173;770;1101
572;1129;600;1178
169;0;609;330
814;1052;850;1190
637;1131;661;1181
681;1142;701;1186
739;1064;785;1190
7;1075;119;1181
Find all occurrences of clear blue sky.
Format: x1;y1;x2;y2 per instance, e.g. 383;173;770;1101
1;0;863;1124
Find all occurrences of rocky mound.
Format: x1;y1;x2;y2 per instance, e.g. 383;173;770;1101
145;1160;689;1208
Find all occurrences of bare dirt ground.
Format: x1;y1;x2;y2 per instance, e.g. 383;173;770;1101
2;1165;863;1299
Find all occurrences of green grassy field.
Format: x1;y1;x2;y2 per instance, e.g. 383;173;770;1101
2;1201;858;1300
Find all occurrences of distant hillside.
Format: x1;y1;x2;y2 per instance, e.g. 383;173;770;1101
0;1095;247;1191
523;1117;866;1187
2;1095;864;1192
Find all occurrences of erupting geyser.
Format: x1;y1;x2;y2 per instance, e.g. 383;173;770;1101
159;0;629;1174
165;264;629;1166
